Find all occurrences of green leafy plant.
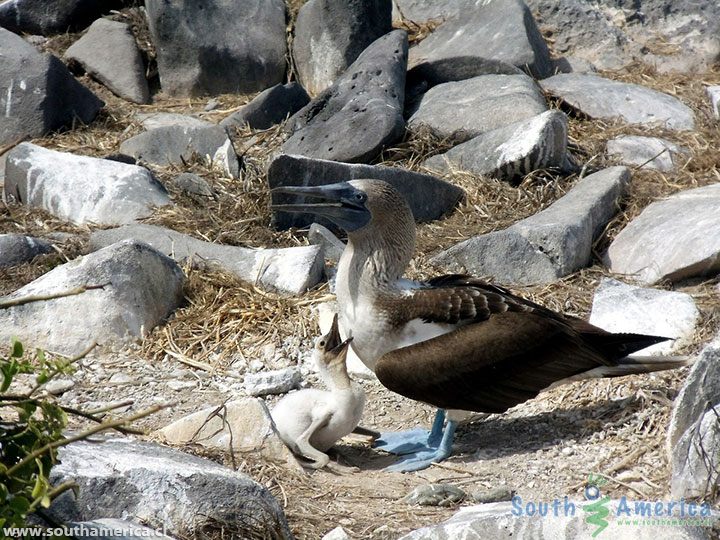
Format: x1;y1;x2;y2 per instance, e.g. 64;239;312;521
0;337;162;537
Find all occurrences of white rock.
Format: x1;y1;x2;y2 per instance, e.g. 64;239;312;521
45;378;75;395
707;85;720;119
244;368;301;396
589;278;699;354
109;372;135;385
4;143;170;225
322;526;351;540
167;380;196;391
606;135;687;171
90;224;324;295
605;183;720;284
136;112;213;130
158;398;301;469
0;240;184;355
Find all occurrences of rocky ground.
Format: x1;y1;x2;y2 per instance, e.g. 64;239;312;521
2;1;720;539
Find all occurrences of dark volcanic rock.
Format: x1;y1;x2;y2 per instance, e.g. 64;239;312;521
145;0;287;96
0;28;104;145
0;0;123;35
269;154;464;230
0;234;52;268
408;0;553;79
65;18;150;104
293;0;392;95
220;83;311;130
283;30;408;164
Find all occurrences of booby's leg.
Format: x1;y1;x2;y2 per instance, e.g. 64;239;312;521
295;412;332;469
374;409;446;455
385;418;458;472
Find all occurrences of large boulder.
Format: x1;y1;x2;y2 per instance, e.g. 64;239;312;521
669;335;720;501
268;154;464;230
431;167;629;284
89;223;324;294
220;82;311;131
0;240;184;355
65;18;150;104
540;73;695;131
50;438;293;540
283;30;408;164
408;0;553;79
605;183;720;285
0;0;123;34
145;0;287;96
4;143;170;226
408;74;547;143
423;110;569;180
0;28;103;145
293;0;392;95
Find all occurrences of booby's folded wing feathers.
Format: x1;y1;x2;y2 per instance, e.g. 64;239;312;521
375;311;609;413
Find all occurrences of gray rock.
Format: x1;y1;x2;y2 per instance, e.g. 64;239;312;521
527;0;720;73
0;0;122;35
220;83;310;130
670;335;720;500
408;0;553;79
0;240;184;355
471;487;515;504
204;99;221;112
159;399;301;470
423;110;569;181
408;74;547;143
707;86;720;119
589;278;699;355
50;438;293;540
45;378;75;395
391;0;456;22
136;112;213;131
244;367;302;397
540;73;695;130
70;519;174;539
399;501;713;540
432;167;630;284
293;0;392;95
551;55;596;74
283;30;408;164
0;234;52;268
65;18;149;104
0;28;104;145
145;0;286;96
171;172;214;197
268;154;464;229
309;223;346;264
5;143;170;226
88;223;324;294
70;518;174;539
401;484;466;506
405;57;524;108
605;183;720;284
606;135;687;171
119;125;239;178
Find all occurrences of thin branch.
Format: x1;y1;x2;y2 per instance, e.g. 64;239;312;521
4;404;166;477
26;343;98;398
0;284;108;310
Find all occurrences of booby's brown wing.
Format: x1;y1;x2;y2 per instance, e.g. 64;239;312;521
396;274;667;362
375;311;618;413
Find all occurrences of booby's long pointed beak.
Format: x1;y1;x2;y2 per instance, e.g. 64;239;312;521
271;182;370;232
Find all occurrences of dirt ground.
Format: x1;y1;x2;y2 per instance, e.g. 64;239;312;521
2;7;720;540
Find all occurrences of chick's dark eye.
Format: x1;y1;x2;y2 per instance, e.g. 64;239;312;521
318;340;326;347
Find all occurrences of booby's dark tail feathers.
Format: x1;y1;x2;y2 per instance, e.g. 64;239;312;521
546;354;694;389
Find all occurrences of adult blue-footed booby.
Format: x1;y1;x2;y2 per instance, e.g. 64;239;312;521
272;179;688;472
271;314;365;469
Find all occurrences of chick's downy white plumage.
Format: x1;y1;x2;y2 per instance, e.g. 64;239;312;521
271;315;365;469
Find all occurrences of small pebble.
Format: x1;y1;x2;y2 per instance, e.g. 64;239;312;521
562;447;575;456
109;372;134;385
45;378;75;395
401;483;466;506
322;526;350;540
167;380;197;391
471;486;516;504
205;99;221;111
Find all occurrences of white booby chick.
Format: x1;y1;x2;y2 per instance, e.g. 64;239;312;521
271;314;365;469
272;179;689;472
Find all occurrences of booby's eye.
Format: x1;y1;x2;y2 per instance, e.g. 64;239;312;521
318;340;326;348
354;193;366;202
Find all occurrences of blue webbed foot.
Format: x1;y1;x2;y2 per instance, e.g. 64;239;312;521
374;410;446;455
382;416;459;473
